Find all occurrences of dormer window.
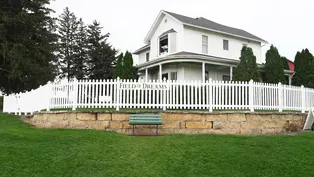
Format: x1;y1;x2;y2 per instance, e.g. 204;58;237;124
159;35;168;55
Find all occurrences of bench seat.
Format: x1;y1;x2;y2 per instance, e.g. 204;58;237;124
129;114;162;135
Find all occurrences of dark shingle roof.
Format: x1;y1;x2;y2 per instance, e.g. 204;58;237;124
159;28;177;37
132;44;150;54
164;11;267;43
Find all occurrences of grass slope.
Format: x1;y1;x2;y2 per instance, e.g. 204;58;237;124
0;113;313;177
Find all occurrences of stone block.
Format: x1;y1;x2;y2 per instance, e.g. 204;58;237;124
241;122;264;129
263;121;282;128
163;113;204;121
112;114;129;121
64;113;77;121
213;121;240;129
261;129;277;134
76;113;96;121
71;120;109;130
228;114;246;122
246;114;272;122
56;121;70;128
121;121;132;129
240;128;262;135
205;114;228;122
109;121;123;129
279;114;304;121
185;121;212;129
203;129;241;135
97;113;112;121
162;121;180;129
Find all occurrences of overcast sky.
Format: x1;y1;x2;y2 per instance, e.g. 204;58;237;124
50;0;314;63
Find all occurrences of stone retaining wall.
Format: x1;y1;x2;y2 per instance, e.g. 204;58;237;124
25;111;307;135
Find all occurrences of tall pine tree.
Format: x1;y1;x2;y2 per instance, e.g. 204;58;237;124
87;21;117;79
0;0;58;94
113;52;124;79
294;49;314;87
234;46;260;82
57;7;79;80
264;45;286;84
122;51;137;79
72;18;88;79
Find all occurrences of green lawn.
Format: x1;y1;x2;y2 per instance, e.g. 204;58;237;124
0;113;313;177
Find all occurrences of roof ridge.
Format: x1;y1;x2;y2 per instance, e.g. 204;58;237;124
163;10;267;43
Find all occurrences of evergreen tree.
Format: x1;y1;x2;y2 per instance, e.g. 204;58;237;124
113;53;124;79
281;56;290;70
72;18;88;79
122;51;137;79
293;49;314;87
57;7;79;80
234;46;260;82
0;0;58;94
264;45;286;84
87;21;117;79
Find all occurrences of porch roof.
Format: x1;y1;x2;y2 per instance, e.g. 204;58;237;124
135;51;261;69
135;51;294;75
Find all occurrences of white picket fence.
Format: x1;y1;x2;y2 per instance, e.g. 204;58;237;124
3;78;314;115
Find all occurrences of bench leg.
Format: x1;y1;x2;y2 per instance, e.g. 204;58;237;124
133;125;135;136
156;125;159;135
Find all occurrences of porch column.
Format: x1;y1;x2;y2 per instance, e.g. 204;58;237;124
230;66;233;81
202;62;205;82
145;69;148;82
159;64;162;81
289;76;292;86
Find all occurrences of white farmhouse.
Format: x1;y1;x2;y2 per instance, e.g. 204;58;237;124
134;10;294;83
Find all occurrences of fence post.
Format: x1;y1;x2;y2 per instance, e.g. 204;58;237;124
249;79;254;112
72;79;78;111
46;81;52;112
163;77;167;111
209;78;213;112
116;77;120;111
278;82;283;112
301;85;305;113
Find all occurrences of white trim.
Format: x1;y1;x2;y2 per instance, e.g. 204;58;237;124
144;10;183;43
138;58;237;71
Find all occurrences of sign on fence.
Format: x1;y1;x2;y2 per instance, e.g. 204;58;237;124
120;83;169;90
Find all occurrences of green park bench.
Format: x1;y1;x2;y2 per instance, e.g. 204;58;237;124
129;114;162;135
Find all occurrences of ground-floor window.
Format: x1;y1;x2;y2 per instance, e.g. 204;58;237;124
205;71;209;80
170;72;177;80
223;75;231;81
162;73;168;80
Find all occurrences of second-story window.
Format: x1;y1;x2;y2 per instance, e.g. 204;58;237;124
146;52;149;62
202;35;208;54
223;39;229;50
159;35;168;55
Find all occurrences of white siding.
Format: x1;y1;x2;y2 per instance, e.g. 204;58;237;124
138;49;150;64
150;14;184;59
183;26;263;64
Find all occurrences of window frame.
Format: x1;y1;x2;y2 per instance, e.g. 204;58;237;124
159;35;169;55
223;39;229;51
170;72;177;81
146;52;150;62
222;75;231;81
202;35;208;54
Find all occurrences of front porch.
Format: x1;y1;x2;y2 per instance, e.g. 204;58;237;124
135;52;294;85
138;62;234;82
